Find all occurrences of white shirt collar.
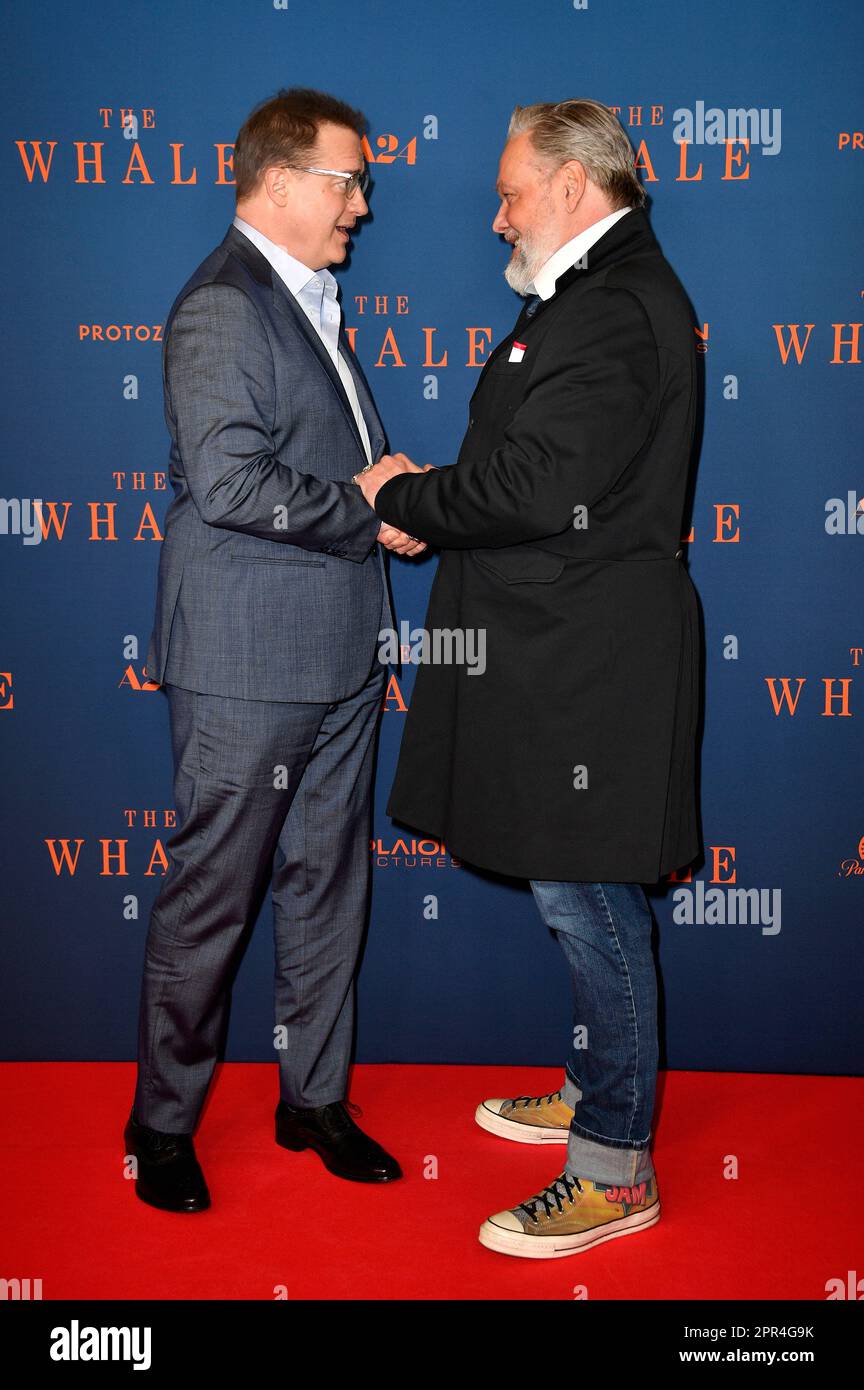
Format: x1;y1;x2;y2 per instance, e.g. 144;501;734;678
232;214;336;298
529;206;633;301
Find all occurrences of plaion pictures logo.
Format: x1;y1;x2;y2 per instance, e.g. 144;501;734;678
838;834;864;880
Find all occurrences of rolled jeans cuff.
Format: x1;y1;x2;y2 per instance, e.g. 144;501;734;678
566;1127;655;1187
562;1069;655;1187
562;1067;582;1111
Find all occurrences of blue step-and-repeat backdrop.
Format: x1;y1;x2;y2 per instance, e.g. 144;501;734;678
2;1;862;1077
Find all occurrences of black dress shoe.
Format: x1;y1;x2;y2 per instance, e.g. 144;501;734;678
275;1099;402;1183
124;1111;211;1213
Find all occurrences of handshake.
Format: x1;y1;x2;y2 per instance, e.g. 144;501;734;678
353;451;435;557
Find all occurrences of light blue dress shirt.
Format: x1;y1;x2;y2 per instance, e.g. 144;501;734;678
233;215;373;466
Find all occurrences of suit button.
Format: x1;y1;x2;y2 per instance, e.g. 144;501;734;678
469;416;475;428
675;549;683;559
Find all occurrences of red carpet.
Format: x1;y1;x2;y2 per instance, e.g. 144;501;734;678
2;1064;860;1300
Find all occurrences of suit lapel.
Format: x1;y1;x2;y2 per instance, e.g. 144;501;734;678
224;224;370;461
268;277;369;457
470;296;542;399
338;329;386;461
470;318;526;399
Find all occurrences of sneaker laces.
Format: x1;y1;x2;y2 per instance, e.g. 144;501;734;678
507;1089;563;1112
519;1172;583;1224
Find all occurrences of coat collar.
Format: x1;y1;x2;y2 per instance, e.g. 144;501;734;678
516;205;661;333
528;206;633;301
470;207;658;399
469;211;661;397
510;206;658;336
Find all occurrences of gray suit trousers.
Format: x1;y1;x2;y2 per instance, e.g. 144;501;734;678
132;653;386;1132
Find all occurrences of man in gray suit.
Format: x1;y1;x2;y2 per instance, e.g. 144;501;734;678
125;88;423;1212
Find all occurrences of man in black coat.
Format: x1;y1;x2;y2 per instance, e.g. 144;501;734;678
356;99;703;1258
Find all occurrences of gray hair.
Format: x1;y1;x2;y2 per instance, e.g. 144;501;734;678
507;99;646;209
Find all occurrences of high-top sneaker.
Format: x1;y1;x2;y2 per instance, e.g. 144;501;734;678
479;1169;660;1257
475;1089;573;1143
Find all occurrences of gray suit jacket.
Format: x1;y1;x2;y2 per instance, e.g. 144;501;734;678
144;223;393;702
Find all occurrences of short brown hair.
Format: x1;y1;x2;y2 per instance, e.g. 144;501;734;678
508;99;646;210
233;87;367;201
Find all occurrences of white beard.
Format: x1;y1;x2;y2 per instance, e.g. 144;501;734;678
503;226;555;296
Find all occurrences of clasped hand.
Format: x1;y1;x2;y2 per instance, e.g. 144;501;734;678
356;452;435;557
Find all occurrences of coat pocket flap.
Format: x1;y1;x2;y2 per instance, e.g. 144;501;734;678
472;547;565;584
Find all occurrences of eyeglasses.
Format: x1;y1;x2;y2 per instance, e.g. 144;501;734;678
286;165;370;199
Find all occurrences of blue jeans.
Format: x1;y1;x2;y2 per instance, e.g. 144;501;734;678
528;879;658;1188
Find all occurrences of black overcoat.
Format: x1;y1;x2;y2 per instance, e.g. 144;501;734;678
374;207;702;882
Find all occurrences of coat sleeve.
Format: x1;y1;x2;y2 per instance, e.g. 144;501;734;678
373;285;659;549
164;283;382;562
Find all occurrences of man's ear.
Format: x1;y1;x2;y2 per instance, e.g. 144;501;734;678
560;159;587;210
263;165;290;207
